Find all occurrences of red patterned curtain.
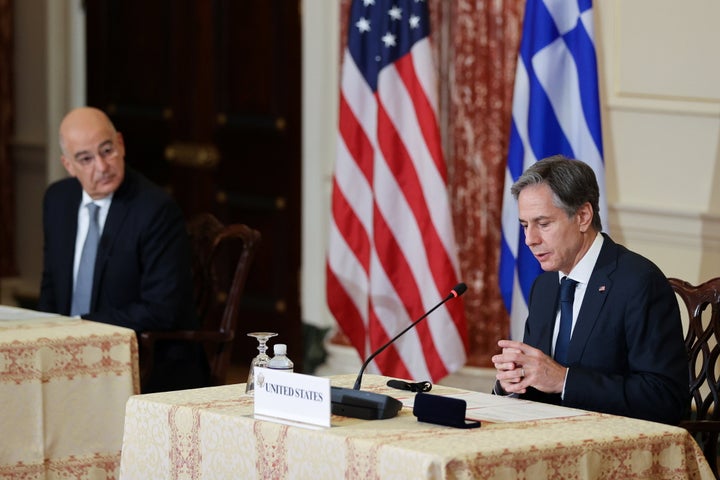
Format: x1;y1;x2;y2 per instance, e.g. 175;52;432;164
441;0;524;366
0;0;16;280
337;0;524;368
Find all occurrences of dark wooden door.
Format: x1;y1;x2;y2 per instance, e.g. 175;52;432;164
85;0;303;369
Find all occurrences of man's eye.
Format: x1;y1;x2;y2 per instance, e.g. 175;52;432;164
77;156;93;165
101;146;115;156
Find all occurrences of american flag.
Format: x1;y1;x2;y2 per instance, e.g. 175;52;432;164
499;0;607;341
326;0;467;382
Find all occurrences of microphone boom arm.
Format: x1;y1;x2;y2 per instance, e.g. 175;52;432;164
352;283;466;390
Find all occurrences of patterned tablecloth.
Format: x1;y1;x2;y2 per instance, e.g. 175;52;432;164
119;373;713;479
0;306;140;480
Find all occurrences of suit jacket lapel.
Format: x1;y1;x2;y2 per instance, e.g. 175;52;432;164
531;274;562;356
92;171;135;304
567;234;618;363
59;184;82;314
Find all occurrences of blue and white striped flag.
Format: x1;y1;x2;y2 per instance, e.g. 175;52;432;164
499;0;607;341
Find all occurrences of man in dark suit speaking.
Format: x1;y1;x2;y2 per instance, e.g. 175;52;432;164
492;155;688;425
38;106;207;392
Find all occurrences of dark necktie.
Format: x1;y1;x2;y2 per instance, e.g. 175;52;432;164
71;203;100;316
554;276;578;365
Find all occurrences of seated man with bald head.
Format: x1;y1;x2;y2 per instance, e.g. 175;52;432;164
38;106;208;392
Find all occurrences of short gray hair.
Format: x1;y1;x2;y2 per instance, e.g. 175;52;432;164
510;155;602;232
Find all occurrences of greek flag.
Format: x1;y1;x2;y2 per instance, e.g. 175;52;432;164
499;0;607;341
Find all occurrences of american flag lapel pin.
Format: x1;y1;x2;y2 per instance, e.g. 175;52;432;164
598;285;606;292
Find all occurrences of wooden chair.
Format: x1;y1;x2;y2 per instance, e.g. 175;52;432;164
139;213;261;390
668;277;720;478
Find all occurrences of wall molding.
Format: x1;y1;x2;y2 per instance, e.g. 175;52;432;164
607;96;720;117
608;203;720;250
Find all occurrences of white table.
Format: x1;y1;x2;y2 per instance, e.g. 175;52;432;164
119;373;714;479
0;306;139;479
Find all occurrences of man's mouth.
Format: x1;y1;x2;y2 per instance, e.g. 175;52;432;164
534;252;549;262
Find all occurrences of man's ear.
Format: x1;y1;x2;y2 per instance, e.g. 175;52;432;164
577;202;593;232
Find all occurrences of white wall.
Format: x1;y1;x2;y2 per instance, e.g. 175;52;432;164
300;0;339;329
6;0;84;303
597;0;720;283
9;0;48;301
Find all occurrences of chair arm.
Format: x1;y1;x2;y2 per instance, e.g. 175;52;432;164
680;420;720;433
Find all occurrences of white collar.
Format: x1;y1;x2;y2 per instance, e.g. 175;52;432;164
81;191;114;209
559;232;604;285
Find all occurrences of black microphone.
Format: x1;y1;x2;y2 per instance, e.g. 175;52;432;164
331;282;467;420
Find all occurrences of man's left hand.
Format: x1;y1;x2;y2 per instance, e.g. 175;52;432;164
492;339;567;394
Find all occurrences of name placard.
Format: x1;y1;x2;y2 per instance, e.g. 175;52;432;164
253;367;331;428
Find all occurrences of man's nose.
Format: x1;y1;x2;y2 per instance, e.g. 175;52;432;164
94;155;110;171
524;225;539;246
